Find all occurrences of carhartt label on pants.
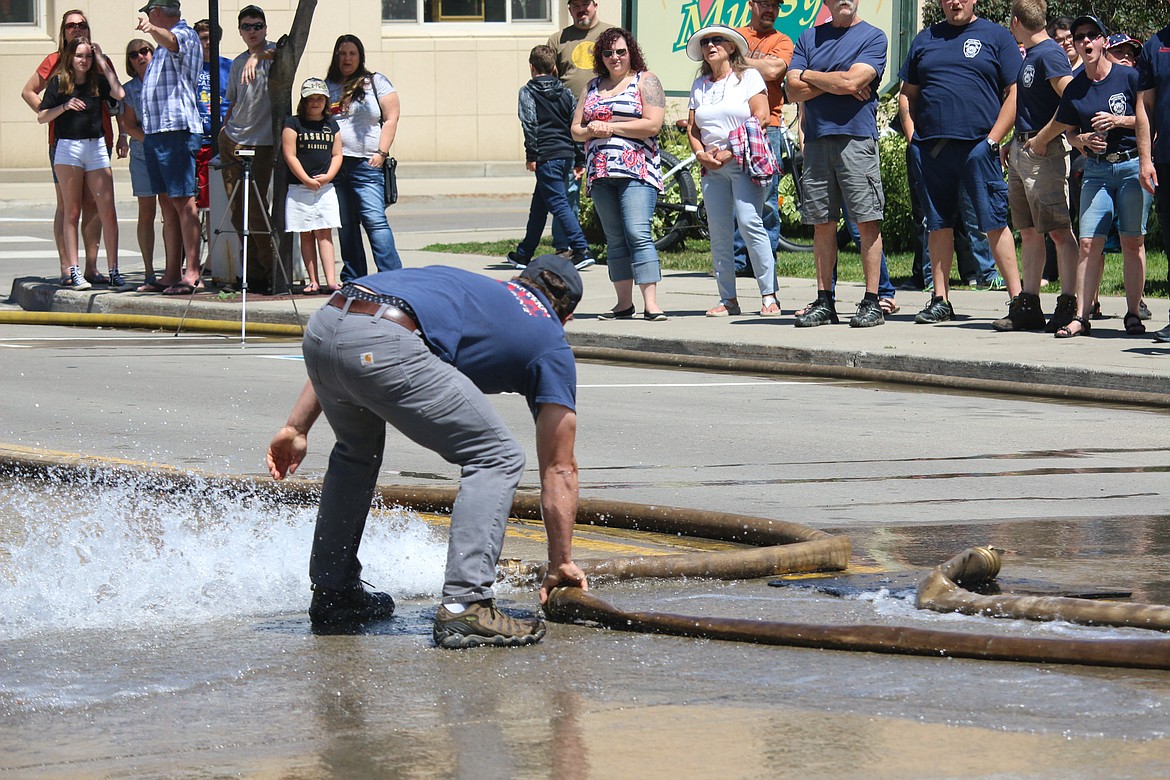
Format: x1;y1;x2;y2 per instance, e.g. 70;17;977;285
360;352;374;367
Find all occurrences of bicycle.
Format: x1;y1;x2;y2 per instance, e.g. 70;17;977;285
652;123;814;253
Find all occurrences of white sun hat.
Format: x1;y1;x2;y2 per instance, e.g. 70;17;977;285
685;25;750;61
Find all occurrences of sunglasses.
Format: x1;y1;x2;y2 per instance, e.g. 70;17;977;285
602;48;628;58
701;36;728;47
129;47;152;57
239;22;266;31
64;21;89;31
1073;31;1102;43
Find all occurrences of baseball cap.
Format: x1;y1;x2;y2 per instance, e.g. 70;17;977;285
1106;33;1140;50
300;78;329;99
238;5;266;23
1070;15;1107;38
520;255;583;312
139;0;180;13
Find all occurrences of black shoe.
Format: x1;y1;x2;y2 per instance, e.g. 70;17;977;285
992;292;1045;332
794;299;839;327
598;304;636;320
309;584;396;627
1045;293;1077;334
1153;323;1170;343
849;298;885;328
506;251;531;269
914;297;955;324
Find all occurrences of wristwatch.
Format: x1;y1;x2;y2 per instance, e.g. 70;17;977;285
986;137;1000;151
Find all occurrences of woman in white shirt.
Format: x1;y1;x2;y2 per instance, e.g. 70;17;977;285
687;25;780;317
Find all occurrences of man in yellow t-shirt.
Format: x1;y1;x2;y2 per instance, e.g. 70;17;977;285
546;0;614;255
734;0;794;265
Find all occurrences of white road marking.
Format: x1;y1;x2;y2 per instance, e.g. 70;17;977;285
577;381;801;388
0;235;51;243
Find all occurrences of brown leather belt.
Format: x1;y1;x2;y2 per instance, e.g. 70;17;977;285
327;293;420;333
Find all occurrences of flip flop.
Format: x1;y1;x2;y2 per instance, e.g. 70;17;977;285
137;281;167;292
302;284;320;295
162;282;198;296
879;298;900;315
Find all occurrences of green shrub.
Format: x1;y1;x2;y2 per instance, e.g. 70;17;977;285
921;0;1164;39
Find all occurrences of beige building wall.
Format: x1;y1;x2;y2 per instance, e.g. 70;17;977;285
0;0;629;168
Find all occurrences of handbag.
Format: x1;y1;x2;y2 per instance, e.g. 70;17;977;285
382;155;398;206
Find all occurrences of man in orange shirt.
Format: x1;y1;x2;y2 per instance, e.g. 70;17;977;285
733;0;793;268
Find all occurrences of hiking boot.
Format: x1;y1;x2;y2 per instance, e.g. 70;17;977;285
914;297;954;324
309;584;395;627
66;266;92;291
794;298;839;327
992;292;1045;332
506;251;530;269
849;298;885;328
433;599;546;649
1045;293;1077;334
572;249;596;270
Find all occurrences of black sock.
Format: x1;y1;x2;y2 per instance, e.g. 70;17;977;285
863;292;879;303
818;289;834;305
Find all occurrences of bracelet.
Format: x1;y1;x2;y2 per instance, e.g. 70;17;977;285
377;149;389;158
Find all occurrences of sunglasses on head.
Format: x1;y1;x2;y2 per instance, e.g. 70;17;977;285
702;36;728;47
239;22;265;31
64;21;89;31
130;47;151;57
602;47;628;58
1073;31;1102;43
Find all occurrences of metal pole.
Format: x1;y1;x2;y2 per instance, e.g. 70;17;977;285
209;0;221;158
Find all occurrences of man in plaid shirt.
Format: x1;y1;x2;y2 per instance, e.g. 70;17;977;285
136;0;204;295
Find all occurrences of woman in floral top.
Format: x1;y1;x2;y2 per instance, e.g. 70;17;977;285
572;27;667;321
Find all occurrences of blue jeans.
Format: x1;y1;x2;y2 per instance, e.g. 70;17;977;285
304;303;524;603
335;156;402;282
1079;157;1151;238
590;177;662;285
550;162;582;251
733;125;784;270
518;158;588;257
703;164;776;302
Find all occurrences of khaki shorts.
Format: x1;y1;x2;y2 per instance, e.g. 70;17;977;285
1007;136;1072;233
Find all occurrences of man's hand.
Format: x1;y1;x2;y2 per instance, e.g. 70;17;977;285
266;425;308;480
241;53;261;85
116;136;130;159
135;15;156;35
526;161;536;172
1141;159;1159;194
1023;138;1046;157
539;561;588;605
851;84;872;102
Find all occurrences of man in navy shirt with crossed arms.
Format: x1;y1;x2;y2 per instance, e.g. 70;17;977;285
267;256;589;647
899;0;1023;326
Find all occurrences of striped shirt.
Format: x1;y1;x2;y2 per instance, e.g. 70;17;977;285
582;72;662;193
140;20;202;135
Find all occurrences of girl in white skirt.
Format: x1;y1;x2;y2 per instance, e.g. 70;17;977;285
283;78;343;294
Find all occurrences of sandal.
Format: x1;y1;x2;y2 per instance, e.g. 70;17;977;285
1088;301;1106;320
879;298;900;315
302;283;320;295
1124;312;1147;335
706;302;742;317
760;299;782;317
1054;316;1091;339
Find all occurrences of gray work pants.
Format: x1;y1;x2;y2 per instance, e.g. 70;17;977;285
302;302;526;604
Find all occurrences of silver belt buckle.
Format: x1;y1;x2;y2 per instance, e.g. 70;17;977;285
1105;152;1120;163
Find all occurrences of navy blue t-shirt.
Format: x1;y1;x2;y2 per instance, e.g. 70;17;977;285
359;267;576;416
899;17;1022;140
1055;64;1139;155
1138;24;1170;163
789;20;887;140
1016;38;1073;133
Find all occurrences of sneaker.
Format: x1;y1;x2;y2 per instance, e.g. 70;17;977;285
914;297;954;324
975;273;1007;291
1045;293;1077;334
992;293;1045;332
506;251;530;269
433;599;546;649
1138;300;1152;320
309;584;395;628
66;266;92;291
108;269;131;291
572;249;596;270
1153;324;1170;343
794;298;839;327
849;298;885;328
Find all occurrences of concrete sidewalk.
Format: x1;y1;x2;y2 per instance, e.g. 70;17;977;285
9;237;1170;403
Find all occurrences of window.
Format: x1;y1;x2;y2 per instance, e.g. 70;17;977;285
0;0;36;25
383;0;549;23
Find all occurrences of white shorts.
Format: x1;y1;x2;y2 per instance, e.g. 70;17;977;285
285;182;341;232
53;138;111;172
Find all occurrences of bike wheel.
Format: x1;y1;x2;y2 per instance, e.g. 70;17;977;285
653;150;698;251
